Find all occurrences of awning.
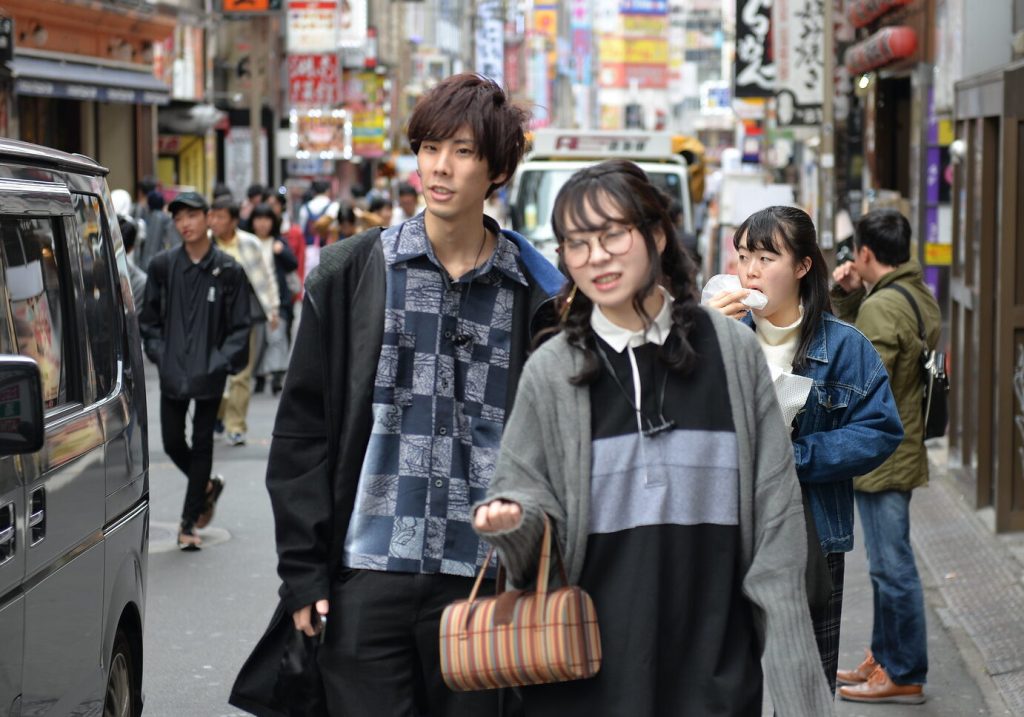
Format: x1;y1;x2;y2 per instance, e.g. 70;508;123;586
6;55;170;106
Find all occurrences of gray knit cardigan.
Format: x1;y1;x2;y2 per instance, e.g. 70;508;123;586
478;306;835;715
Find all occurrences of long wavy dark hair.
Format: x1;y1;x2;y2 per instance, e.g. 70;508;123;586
732;206;832;371
550;159;701;384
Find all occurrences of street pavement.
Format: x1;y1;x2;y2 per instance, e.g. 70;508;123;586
139;369;1013;716
141;370;281;717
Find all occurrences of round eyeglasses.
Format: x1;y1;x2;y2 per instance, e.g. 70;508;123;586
557;226;636;268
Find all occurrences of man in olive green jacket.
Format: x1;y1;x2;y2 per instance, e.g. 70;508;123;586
829;209;940;705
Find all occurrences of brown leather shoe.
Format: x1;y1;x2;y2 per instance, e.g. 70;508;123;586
195;475;225;529
177;522;202;552
839;665;925;704
836;649;878;686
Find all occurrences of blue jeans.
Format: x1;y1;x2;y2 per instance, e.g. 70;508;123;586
855;489;928;685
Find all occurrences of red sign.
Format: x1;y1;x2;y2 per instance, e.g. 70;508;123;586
598;63;668;89
844;26;917;74
505;40;522;94
846;0;912;28
288;54;340;108
158;135;182;153
223;0;281;11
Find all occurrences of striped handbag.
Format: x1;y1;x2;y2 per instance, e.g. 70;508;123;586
439;516;602;691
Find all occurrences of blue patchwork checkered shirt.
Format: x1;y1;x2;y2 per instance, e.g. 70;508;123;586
342;214;527;576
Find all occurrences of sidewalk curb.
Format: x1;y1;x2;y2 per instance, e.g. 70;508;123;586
910;442;1024;714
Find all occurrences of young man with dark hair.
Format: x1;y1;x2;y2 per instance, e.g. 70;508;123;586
392;181;421;225
831;208;940;705
139;192;251;549
208;196;280;446
257;73;564;715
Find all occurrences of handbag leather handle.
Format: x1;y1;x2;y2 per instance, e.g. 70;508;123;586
468;515;569;604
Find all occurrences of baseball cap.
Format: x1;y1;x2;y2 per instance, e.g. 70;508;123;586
168;191;209;214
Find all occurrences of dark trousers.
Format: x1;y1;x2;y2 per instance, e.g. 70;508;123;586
319;570;502;717
809;552;846;694
160;395;220;526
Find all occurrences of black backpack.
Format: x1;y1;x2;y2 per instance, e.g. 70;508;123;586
884;283;949;440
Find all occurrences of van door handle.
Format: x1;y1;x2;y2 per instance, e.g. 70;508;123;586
29;488;45;545
0;503;13;563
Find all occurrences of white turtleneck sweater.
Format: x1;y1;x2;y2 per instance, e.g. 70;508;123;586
753;309;803;373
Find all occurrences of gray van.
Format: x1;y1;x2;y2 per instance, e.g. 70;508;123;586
0;139;148;717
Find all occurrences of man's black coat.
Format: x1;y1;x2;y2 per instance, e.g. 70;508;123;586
230;227;560;716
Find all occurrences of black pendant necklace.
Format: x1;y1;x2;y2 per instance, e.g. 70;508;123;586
453;226;489;348
595;342;675;438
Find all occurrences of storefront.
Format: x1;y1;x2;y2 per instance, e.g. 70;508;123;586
154;23;216;196
846;0;950;315
0;0;174;189
949;62;1024;532
7;54;169;190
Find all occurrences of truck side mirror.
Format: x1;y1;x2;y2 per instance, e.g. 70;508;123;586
0;355;45;455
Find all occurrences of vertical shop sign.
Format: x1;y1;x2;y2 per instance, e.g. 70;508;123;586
505;39;522;93
345;70;388;158
735;0;775;98
475;1;504;84
0;16;14;64
225;127;268;200
529;6;556;128
287;0;338;53
288;54;340;107
337;0;367;48
833;0;855;123
774;0;824;126
570;0;592;87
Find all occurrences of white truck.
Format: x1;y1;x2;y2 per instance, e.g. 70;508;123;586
508;129;704;264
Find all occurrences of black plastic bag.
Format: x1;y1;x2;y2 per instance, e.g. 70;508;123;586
230;601;328;717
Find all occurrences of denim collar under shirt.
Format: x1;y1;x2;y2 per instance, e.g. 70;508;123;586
343;213;527;576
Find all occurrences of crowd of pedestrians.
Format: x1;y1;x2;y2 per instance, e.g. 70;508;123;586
126;72;942;714
121;162;423;553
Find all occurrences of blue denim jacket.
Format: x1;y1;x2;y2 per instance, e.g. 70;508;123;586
743;312;903;552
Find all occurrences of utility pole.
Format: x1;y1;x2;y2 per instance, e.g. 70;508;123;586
269;14;280;188
250;15;265;189
818;0;835;249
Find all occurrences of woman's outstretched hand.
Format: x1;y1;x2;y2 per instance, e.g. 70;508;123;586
474;500;523;533
708;289;751;320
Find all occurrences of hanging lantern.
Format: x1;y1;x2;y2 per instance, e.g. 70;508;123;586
846;0;914;28
844;26;918;75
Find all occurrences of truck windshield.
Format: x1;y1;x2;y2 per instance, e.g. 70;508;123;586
512;168;684;244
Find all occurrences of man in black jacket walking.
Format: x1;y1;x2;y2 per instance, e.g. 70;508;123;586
139;191;251;550
258;74;564;716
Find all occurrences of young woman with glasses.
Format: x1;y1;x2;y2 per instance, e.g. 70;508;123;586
473;160;835;715
707;205;904;693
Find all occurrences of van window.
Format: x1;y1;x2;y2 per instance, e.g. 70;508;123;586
514;168;685;244
0;280;12;355
72;194;118;399
0;218;70;409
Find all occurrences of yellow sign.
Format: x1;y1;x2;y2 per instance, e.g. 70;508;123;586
534;9;557;41
622;16;667;35
938;119;954;147
925;243;952;266
597;37;668;64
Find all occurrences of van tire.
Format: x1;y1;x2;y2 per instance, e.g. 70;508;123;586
104;631;139;717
